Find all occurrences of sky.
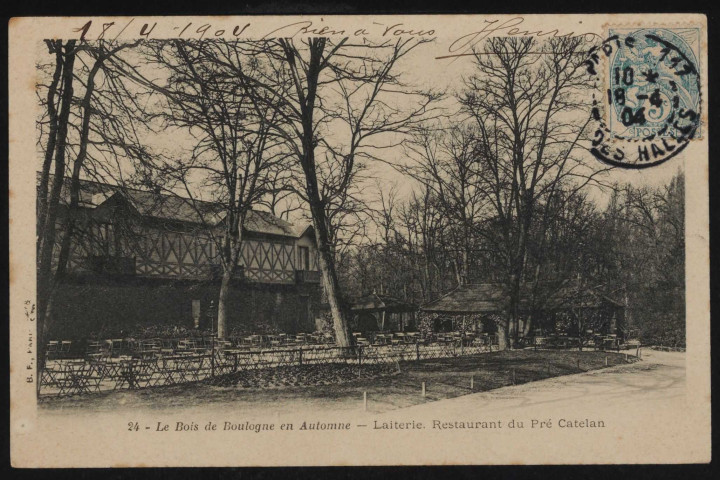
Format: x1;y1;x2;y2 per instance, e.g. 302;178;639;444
144;38;683;205
39;32;686;232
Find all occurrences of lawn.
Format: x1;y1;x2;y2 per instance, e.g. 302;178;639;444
41;349;636;415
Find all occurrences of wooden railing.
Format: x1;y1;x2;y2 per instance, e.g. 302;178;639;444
295;269;322;283
87;256;136;276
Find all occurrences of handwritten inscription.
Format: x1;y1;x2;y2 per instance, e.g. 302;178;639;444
437;17;601;60
64;17;596;62
69;18;436;42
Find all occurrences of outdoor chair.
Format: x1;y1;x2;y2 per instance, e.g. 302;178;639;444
176;339;191;353
99;341;114;361
46;341;60;361
125;338;138;353
60;340;72;359
40;362;62;393
110;339;125;357
57;360;94;396
84;358;107;393
137;340;161;359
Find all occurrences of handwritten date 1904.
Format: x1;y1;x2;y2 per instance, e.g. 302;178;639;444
71;19;436;42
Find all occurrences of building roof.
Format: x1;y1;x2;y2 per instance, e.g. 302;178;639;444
351;292;418;313
42;174;311;238
421;284;508;314
421;282;624;314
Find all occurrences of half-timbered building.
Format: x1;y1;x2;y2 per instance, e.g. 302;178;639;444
41;175;325;339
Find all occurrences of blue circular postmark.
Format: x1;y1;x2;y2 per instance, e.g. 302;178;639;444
584;28;702;169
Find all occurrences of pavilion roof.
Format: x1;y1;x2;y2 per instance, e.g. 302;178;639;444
421;282;624;314
351;293;418;313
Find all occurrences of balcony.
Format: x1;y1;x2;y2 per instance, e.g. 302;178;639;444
87;255;136;276
209;264;245;281
295;269;322;284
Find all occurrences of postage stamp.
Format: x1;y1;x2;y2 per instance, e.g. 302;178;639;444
584;26;702;168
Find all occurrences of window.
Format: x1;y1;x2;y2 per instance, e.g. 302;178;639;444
298;246;310;270
99;223;114;256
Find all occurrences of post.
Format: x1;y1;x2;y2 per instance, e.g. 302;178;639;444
511;368;516;385
299;347;303;366
470;375;474;390
127;361;136;390
546;362;550;375
625;353;628;362
605;356;608;366
421;381;426;397
211;336;215;378
208;300;216;378
358;346;363;366
363;391;367;411
576;358;580;370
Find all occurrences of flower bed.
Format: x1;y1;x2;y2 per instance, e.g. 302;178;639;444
206;363;397;389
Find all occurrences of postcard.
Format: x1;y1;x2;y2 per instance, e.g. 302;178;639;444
9;13;710;466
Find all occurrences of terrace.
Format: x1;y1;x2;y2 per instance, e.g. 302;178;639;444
38;331;501;398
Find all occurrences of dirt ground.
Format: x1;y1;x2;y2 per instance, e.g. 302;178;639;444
41;349;634;416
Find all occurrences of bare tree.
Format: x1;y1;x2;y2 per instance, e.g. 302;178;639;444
231;37;439;348
135;40;291;338
402;123;492;286
36;38;146;392
37;41;77;354
596;173;685;346
453;36;611;349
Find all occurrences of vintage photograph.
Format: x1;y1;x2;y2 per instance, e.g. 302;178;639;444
9;15;710;466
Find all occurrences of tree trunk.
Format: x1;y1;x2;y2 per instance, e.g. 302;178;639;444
217;217;244;339
310;202;353;348
38;40;64;230
216;269;232;338
508;272;523;349
523;314;533;338
282;38;353;348
496;317;509;350
36;41;76;395
38;41;76;280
